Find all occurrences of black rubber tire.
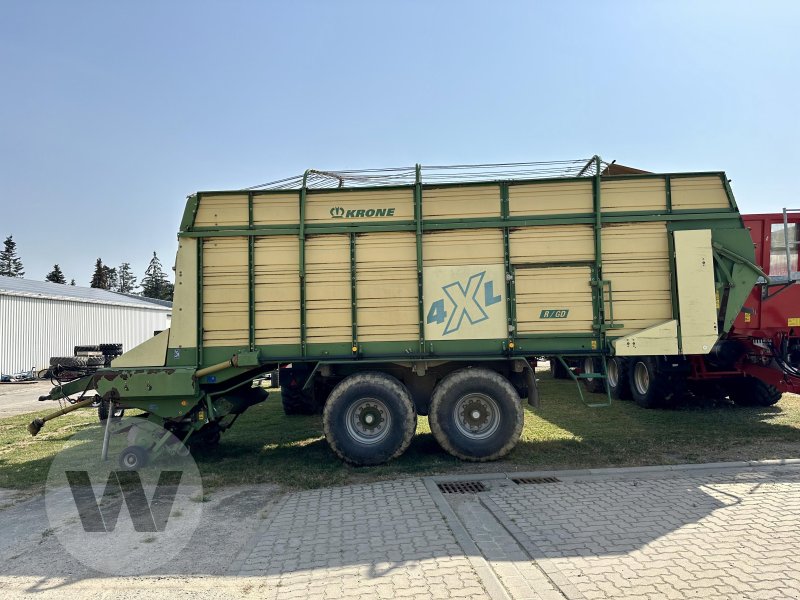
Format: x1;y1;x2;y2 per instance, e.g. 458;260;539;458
628;357;670;409
323;372;416;466
49;356;88;368
97;400;125;421
281;383;322;415
727;377;782;407
549;358;570;380
582;357;607;394
118;446;149;471
607;356;632;400
429;368;524;462
99;343;123;356
74;345;100;355
87;356;105;367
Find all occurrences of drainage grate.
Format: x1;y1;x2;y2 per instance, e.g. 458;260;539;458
511;476;560;485
437;481;487;494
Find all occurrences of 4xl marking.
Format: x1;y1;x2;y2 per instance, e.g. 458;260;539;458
427;271;502;336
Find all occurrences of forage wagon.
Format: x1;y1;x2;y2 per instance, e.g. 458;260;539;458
32;156;800;467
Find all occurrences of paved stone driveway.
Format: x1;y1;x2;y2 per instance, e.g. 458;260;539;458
236;461;800;600
237;479;487;599
478;466;800;599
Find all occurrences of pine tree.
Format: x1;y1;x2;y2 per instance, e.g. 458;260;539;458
117;262;137;293
162;279;174;301
141;252;173;300
45;264;67;284
103;265;118;291
90;258;110;289
0;236;24;277
70;279;76;286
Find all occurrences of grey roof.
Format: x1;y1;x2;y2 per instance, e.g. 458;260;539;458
117;292;174;308
0;276;172;311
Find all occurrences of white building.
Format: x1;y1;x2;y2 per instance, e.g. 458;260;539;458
0;276;172;374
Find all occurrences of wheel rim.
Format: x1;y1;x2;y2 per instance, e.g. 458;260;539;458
453;393;501;440
607;359;619;388
345;398;392;445
633;362;650;395
583;357;594;376
122;452;139;468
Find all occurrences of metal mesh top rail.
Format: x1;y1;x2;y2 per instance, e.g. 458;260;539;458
246;156;607;191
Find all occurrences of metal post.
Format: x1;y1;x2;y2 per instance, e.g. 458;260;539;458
592;156;606;347
350;232;358;353
101;401;114;461
665;175;672;213
300;171;309;356
197;237;204;366
414;164;425;355
501;182;515;350
784;208;793;281
248;191;255;351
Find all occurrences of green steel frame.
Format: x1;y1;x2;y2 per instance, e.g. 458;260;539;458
184;164;749;372
415;164;425;353
350;232;358;353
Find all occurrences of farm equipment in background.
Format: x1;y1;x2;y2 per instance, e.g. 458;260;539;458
46;343;124;380
28;156;798;468
556;209;800;409
42;344;125;421
0;367;38;383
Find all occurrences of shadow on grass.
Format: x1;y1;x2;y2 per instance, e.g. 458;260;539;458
2;378;800;491
193;377;800;489
503;375;800;472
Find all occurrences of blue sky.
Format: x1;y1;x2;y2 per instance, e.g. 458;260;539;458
1;1;798;285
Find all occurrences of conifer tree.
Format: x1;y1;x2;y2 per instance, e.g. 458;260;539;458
90;258;110;289
45;264;67;284
117;262;137;293
141;252;174;300
0;236;24;277
103;265;118;291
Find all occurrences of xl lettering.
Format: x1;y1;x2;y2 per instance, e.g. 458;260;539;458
425;272;503;335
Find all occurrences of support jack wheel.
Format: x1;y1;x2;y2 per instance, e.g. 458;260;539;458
118;445;149;471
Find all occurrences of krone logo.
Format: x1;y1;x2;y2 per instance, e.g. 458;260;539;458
329;206;396;219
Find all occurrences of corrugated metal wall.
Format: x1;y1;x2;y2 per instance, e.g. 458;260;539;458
0;295;171;373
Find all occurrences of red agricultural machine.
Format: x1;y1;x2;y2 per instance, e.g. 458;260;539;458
567;209;800;408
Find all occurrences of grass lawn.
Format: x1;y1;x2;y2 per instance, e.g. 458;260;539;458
2;372;800;491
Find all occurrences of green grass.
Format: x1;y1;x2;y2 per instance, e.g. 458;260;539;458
2;374;800;491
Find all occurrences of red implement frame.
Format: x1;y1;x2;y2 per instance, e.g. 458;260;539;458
689;211;800;393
